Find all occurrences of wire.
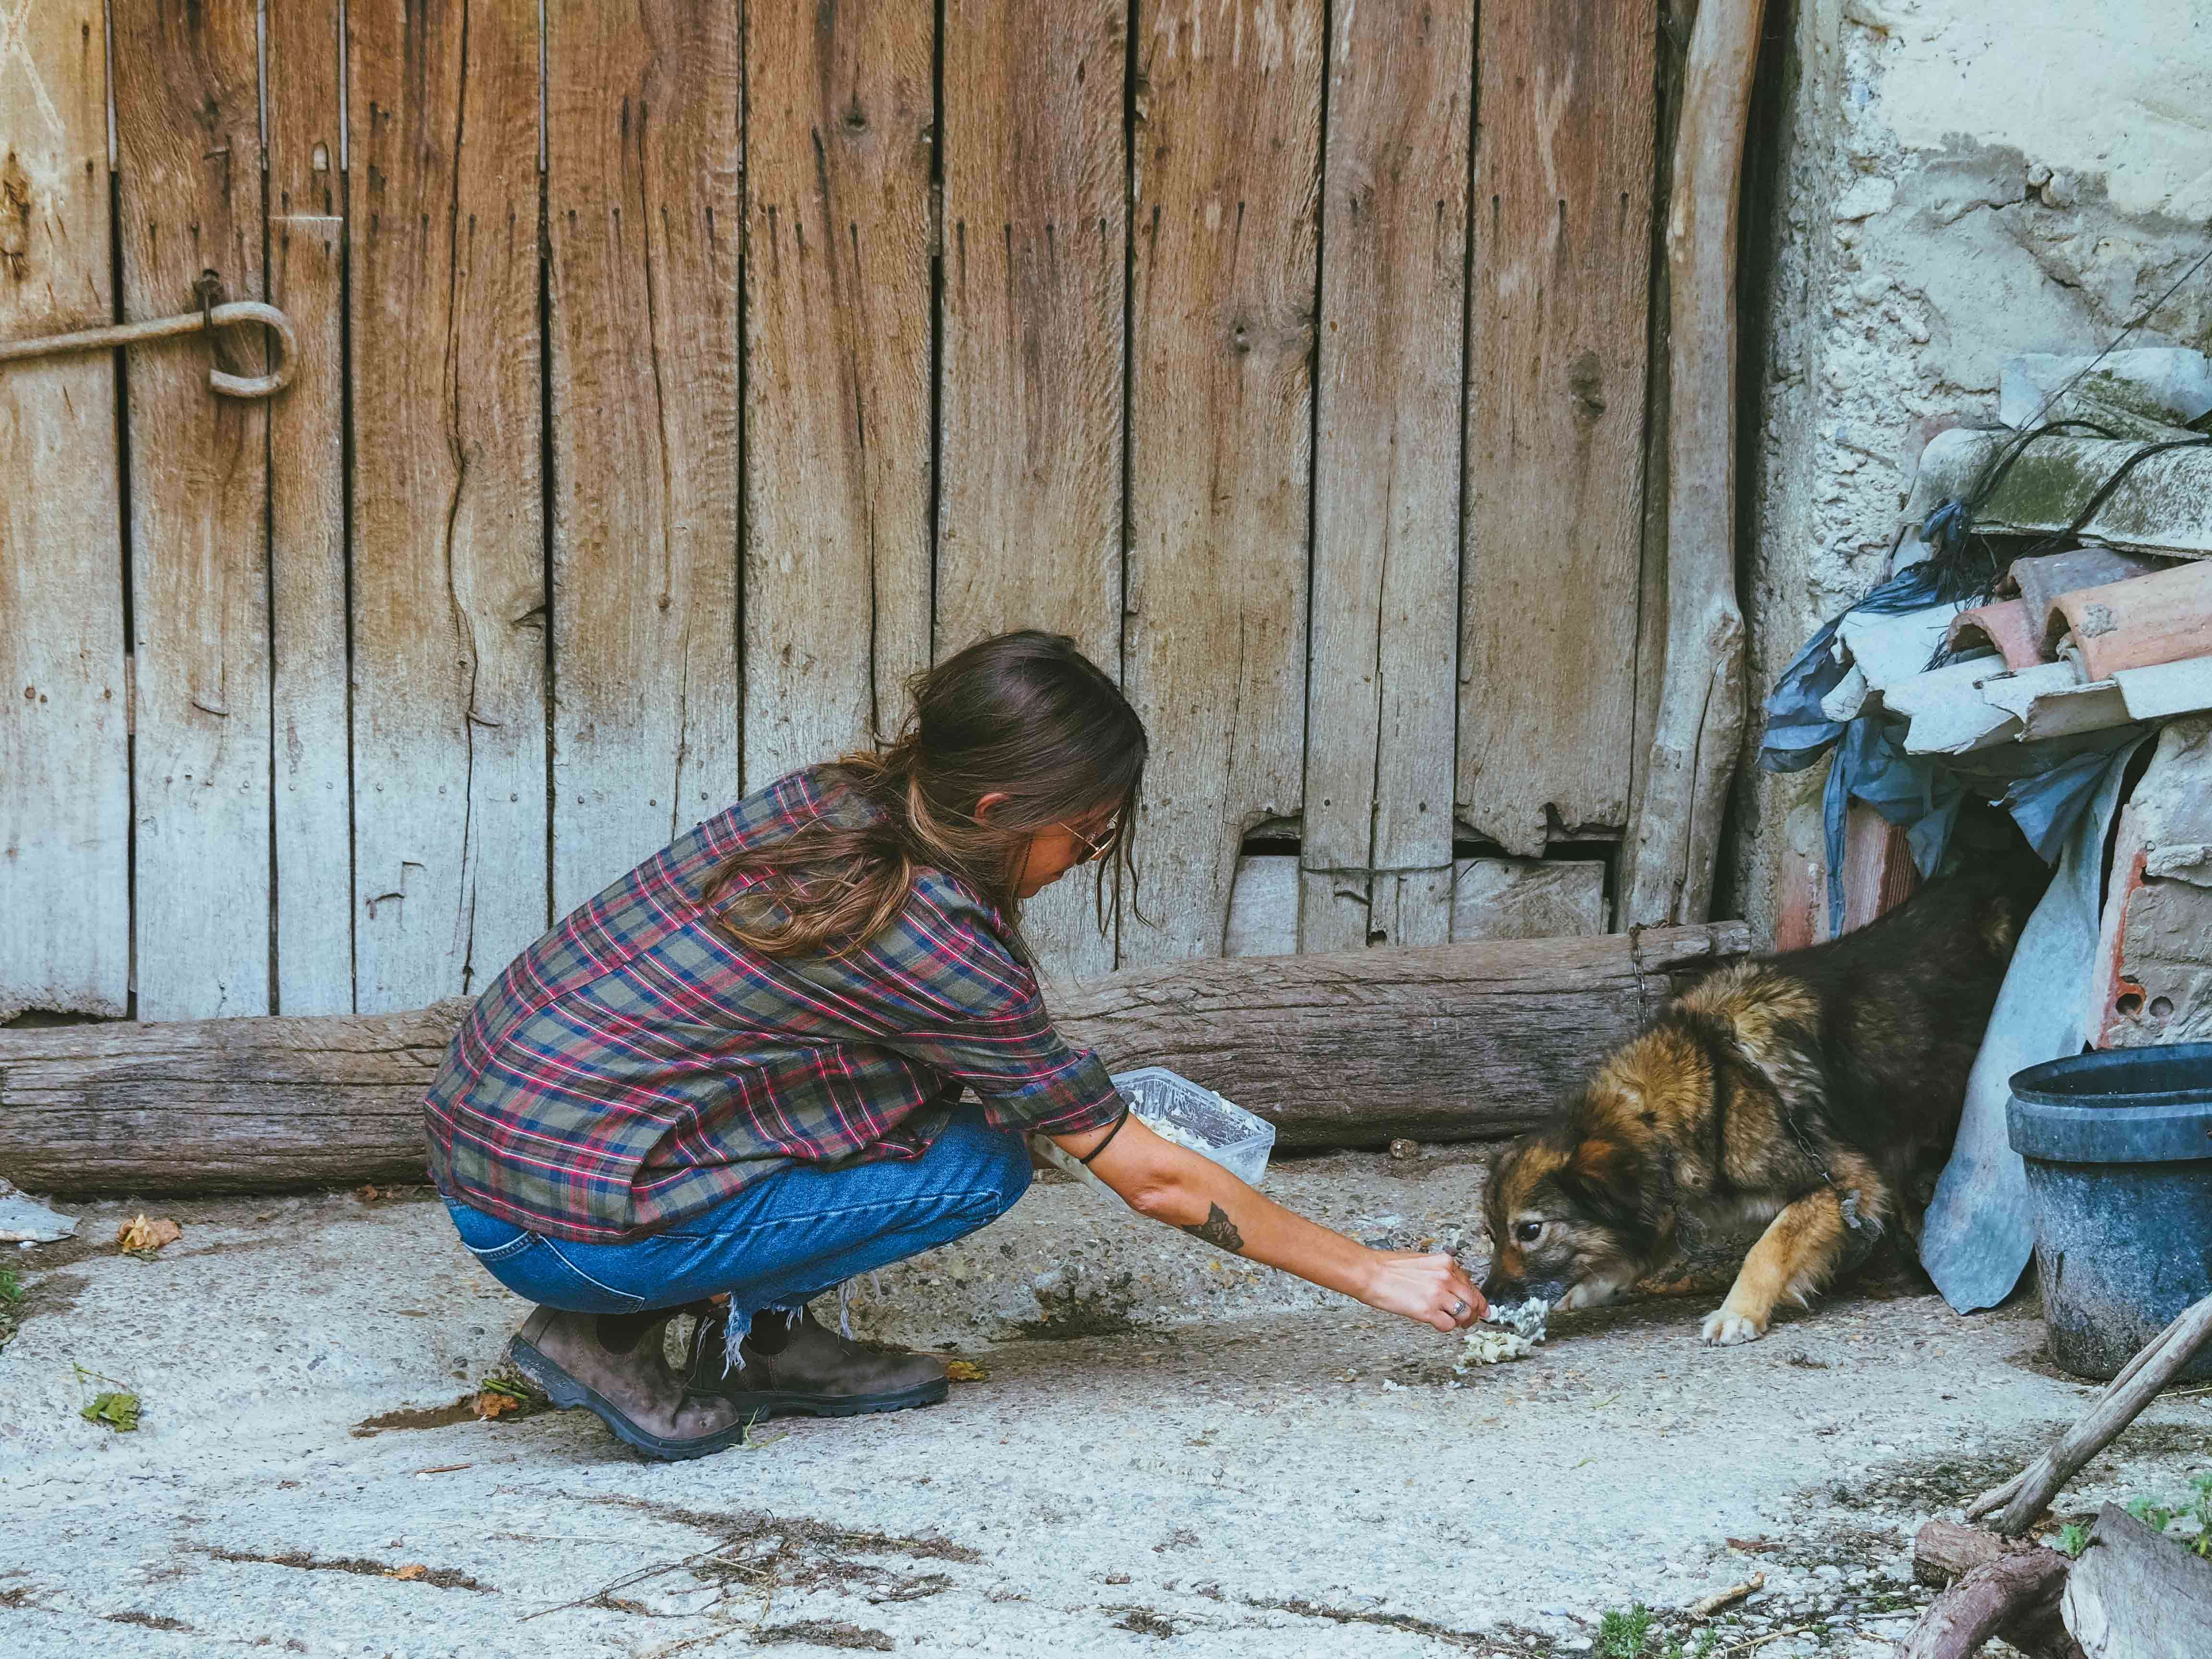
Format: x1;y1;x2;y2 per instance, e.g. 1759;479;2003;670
2014;238;2212;433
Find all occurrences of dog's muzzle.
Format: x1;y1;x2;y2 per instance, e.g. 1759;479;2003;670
1478;1270;1526;1305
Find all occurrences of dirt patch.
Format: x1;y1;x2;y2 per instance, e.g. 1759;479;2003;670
349;1184;440;1208
201;1548;492;1593
352;1395;482;1437
590;1494;981;1566
352;1385;542;1437
1824;1435;2062;1513
102;1610;192;1631
1241;1595;1497;1652
1109;1606;1179;1637
1005;1308;1140;1342
534;1494;980;1620
15;1268;87;1326
11;1234;110;1271
0;1587;32;1611
753;1620;895;1651
2082;1419;2212;1462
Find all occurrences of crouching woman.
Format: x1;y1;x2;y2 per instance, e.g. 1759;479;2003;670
426;631;1485;1461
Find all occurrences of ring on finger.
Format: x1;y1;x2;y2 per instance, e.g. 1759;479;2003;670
1450;1298;1469;1319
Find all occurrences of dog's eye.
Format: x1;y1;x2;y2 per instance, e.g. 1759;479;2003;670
1515;1220;1544;1242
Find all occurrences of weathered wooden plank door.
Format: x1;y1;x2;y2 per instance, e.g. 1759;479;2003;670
742;0;934;791
1459;2;1656;859
4;4;1684;1021
349;0;546;1011
266;0;354;1014
111;0;270;1021
0;0;129;1019
1302;0;1474;955
937;0;1129;977
1121;0;1322;968
546;0;742;910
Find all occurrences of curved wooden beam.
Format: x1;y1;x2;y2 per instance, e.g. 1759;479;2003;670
1623;0;1767;926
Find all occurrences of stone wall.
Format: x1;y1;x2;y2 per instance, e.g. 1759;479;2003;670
1731;0;2212;938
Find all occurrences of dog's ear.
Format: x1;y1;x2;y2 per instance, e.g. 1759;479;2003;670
1555;1137;1643;1225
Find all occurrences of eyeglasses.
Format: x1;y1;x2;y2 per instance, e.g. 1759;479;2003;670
1069;821;1120;864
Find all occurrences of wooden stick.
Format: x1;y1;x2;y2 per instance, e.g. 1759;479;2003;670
1689;1573;1762;1617
1966;1290;2212;1535
1620;0;1765;927
1898;1547;2080;1659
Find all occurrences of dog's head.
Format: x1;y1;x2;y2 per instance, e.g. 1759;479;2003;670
1479;1026;1706;1307
1479;1127;1656;1308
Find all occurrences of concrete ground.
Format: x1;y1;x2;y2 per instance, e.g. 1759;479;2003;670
3;1150;2208;1659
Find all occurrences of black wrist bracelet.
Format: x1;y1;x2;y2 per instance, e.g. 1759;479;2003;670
1077;1107;1131;1166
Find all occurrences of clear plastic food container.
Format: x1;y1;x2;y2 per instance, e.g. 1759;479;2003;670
1029;1067;1277;1197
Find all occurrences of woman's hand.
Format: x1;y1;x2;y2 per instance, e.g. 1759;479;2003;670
1360;1250;1487;1333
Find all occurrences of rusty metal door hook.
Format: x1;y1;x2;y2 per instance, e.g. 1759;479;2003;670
0;299;298;399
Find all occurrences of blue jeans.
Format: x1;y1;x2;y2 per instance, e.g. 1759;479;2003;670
444;1106;1031;1319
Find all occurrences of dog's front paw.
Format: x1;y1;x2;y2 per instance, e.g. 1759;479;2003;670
1700;1306;1767;1346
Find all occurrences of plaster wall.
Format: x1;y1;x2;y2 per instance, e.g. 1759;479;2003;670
1733;0;2212;938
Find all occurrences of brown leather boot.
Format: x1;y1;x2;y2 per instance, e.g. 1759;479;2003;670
685;1306;949;1419
508;1306;753;1461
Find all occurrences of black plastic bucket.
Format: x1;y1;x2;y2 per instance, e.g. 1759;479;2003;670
2008;1044;2212;1381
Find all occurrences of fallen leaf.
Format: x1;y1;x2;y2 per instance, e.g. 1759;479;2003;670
1726;1537;1778;1553
81;1390;141;1432
388;1564;428;1582
944;1360;987;1383
354;1184;381;1203
472;1390;523;1420
115;1215;182;1258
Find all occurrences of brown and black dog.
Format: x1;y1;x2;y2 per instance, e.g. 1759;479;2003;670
1479;865;2037;1346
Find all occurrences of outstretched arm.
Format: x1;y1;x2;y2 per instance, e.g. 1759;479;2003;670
1052;1114;1486;1334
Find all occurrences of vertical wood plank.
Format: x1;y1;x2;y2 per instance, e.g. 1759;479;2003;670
546;0;741;907
0;0;128;1018
1458;2;1655;857
266;0;354;1013
1301;0;1472;952
349;0;546;1010
938;0;1127;977
742;0;933;791
1120;0;1322;967
112;0;271;1018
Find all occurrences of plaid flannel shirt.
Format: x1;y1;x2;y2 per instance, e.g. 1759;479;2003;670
423;766;1124;1243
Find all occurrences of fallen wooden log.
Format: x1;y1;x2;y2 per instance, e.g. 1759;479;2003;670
1899;1542;2080;1659
1967;1289;2212;1535
2061;1502;2212;1659
0;923;1745;1193
1908;1521;2084;1659
1048;924;1746;1150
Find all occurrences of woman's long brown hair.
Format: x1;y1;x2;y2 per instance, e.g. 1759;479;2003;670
704;631;1148;958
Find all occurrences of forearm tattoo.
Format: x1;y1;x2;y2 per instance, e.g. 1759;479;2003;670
1180;1202;1245;1254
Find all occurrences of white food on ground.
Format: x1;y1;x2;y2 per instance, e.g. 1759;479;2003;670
1456;1328;1536;1367
1486;1297;1550;1342
1456;1298;1550;1370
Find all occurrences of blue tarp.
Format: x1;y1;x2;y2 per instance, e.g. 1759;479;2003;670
1919;736;2147;1311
